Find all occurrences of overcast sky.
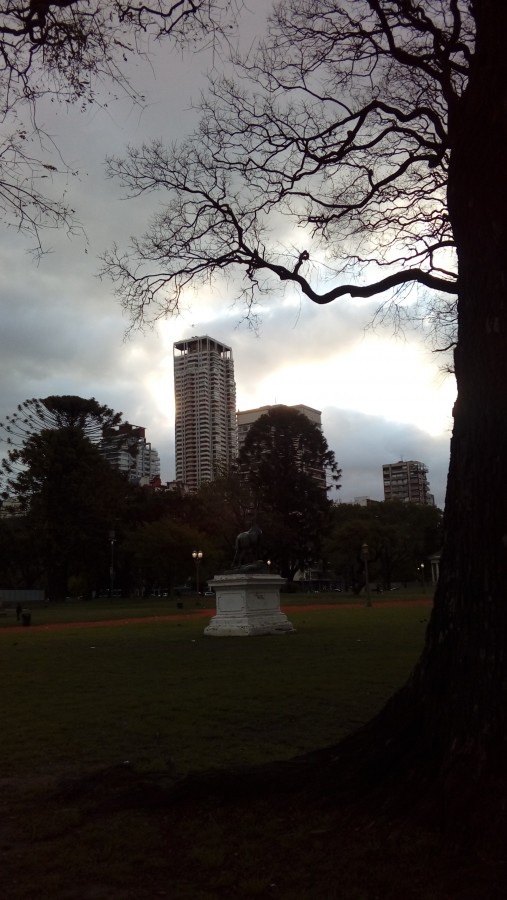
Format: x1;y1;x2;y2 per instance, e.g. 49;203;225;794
0;3;455;509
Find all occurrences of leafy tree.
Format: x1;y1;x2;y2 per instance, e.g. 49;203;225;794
0;396;130;597
325;501;442;591
0;1;237;248
116;476;242;590
237;406;341;580
103;2;507;831
122;518;215;596
1;395;121;453
0;515;42;589
120;480;193;528
191;471;253;569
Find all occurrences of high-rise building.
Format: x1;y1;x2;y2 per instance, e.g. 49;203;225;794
236;403;327;491
99;424;161;485
382;460;433;505
173;335;237;492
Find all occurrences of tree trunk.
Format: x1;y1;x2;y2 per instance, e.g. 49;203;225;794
411;0;507;774
311;5;507;839
148;2;507;851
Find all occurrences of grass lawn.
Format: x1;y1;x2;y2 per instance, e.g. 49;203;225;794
0;605;428;778
2;599;497;900
0;584;431;628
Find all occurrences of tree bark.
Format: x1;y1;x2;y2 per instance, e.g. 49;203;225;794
309;4;507;839
414;0;507;773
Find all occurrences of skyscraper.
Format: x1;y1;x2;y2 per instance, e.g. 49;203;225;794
382;460;434;505
173;335;237;492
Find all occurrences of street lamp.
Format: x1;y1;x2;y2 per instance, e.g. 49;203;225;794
419;562;426;593
361;543;372;608
109;529;116;598
192;550;203;595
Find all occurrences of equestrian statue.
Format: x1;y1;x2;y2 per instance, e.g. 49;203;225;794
232;525;263;568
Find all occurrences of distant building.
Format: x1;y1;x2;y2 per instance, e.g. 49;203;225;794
157;480;188;493
100;424;161;485
382;460;433;505
173;335;237;492
236;403;327;491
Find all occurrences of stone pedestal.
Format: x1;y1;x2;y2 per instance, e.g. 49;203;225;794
204;572;295;637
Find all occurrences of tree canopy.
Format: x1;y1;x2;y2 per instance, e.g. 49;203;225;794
104;0;462;347
122;517;213;596
325;500;442;591
0;396;122;485
0;396;129;597
238;405;340;579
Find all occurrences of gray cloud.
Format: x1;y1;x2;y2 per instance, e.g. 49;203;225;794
322;408;450;509
0;5;452;514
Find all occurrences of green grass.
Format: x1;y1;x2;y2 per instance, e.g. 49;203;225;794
3;600;497;900
0;594;207;627
0;584;431;628
0;606;429;779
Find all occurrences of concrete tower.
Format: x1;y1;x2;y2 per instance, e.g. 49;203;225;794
173;335;237;492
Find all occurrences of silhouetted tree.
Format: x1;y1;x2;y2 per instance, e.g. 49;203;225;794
122;518;215;596
325;501;442;591
0;396;129;597
237;406;341;580
191;471;253;569
103;2;507;834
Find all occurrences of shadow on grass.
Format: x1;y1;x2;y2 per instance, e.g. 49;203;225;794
3;752;502;900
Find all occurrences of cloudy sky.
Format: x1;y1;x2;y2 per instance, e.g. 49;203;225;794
0;3;455;509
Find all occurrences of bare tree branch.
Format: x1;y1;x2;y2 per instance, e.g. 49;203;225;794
102;3;469;335
0;0;238;248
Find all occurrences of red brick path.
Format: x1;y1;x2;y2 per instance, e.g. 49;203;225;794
1;599;432;634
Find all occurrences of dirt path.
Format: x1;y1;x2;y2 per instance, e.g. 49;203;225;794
0;599;432;634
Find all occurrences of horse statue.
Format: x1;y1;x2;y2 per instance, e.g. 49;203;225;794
232;525;263;568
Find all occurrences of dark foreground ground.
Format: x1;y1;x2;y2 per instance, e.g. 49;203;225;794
2;760;506;900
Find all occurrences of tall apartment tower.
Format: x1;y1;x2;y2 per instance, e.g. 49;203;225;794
382;460;434;505
173;335;237;492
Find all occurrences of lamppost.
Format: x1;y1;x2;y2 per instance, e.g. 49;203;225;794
361;543;372;607
109;529;116;597
419;562;426;593
192;550;203;596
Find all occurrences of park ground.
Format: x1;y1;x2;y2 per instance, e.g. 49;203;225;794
1;592;505;899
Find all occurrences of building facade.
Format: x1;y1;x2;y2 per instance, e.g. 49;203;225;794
173;335;237;492
99;424;161;485
382;459;434;505
236;403;327;491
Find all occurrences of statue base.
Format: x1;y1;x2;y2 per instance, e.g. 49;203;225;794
204;572;295;637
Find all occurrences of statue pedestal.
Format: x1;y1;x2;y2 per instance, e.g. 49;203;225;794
204;572;295;637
